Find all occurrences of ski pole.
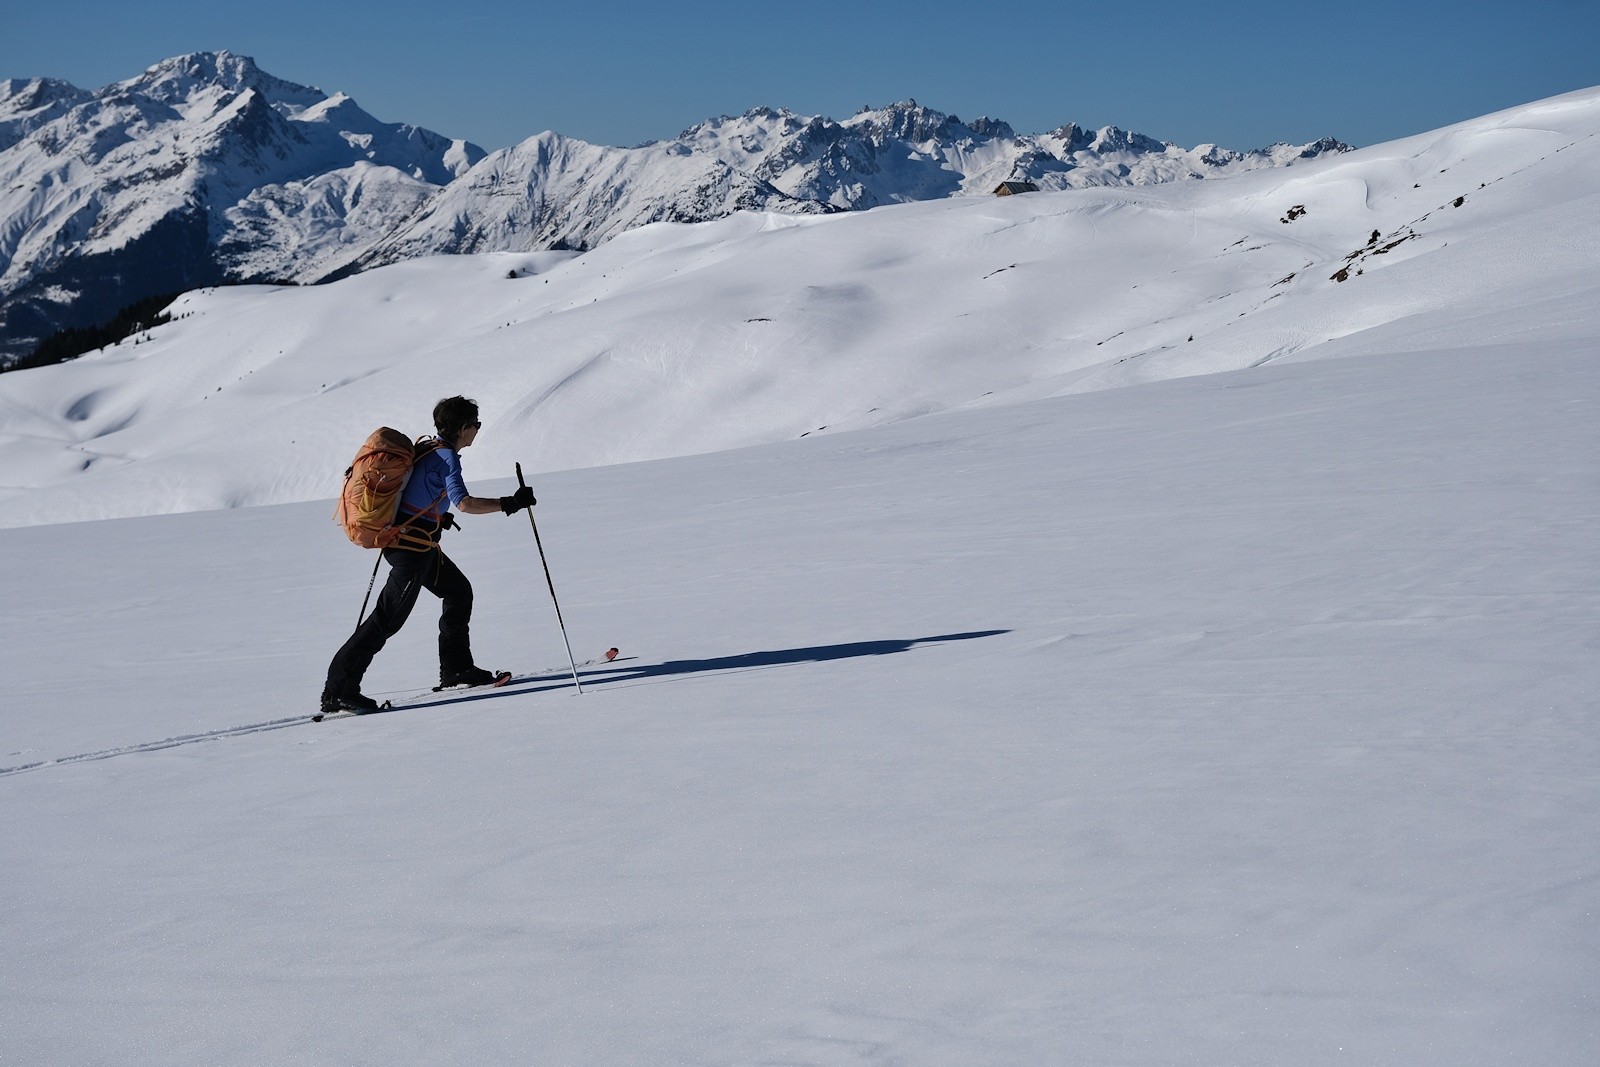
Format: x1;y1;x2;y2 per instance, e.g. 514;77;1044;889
516;462;583;694
356;553;383;626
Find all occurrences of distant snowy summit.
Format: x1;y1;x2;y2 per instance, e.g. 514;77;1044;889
0;52;484;368
351;103;1349;276
681;102;1348;209
0;52;1349;368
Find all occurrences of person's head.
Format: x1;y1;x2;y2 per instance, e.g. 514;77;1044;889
433;396;481;449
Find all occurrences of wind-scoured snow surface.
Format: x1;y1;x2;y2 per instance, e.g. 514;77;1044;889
2;91;1598;1064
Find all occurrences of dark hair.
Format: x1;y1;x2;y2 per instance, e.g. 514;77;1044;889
432;396;479;446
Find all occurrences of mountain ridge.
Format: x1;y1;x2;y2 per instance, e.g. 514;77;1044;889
1;84;1593;529
0;52;486;367
0;52;1349;368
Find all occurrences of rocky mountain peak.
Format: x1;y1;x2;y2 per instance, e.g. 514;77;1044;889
846;99;970;144
120;51;326;112
967;116;1017;141
0;77;94;151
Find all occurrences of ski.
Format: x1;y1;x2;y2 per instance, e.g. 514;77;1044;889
311;703;387;722
313;676;504;722
431;670;515;693
499;647;623;687
312;648;621;722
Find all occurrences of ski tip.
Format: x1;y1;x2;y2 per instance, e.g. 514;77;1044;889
605;647;619;661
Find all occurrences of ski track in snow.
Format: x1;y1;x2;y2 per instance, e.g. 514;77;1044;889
2;637;1015;776
0;717;310;777
0;657;638;777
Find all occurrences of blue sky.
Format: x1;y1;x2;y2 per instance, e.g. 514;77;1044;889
5;0;1597;152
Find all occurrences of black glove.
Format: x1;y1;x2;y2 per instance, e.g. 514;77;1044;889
499;486;536;514
440;512;459;531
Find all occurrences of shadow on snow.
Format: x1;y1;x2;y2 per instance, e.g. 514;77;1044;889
384;630;1012;713
0;631;1013;775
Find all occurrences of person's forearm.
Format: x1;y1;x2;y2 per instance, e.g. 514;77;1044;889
456;495;503;516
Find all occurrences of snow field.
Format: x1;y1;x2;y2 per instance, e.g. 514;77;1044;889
3;335;1596;1063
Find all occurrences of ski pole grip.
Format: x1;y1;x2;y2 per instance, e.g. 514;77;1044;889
516;462;528;490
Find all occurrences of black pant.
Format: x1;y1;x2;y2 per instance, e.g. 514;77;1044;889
324;546;475;696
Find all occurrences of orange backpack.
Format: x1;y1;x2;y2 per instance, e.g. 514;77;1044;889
334;428;443;549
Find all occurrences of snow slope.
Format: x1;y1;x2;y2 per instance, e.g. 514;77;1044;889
2;336;1595;1064
343;129;831;269
1;88;1596;530
1;89;1598;1064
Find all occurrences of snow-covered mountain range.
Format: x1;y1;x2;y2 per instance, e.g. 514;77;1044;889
0;85;1591;530
0;51;1349;367
0;53;483;368
346;102;1348;278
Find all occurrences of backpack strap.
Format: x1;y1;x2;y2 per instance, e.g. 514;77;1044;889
387;437;451;551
